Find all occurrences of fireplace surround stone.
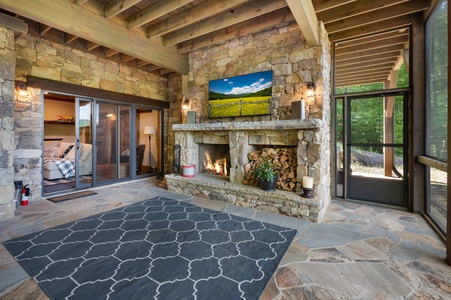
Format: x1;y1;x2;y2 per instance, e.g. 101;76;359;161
166;119;330;222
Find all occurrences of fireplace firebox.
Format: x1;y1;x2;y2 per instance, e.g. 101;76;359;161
198;144;230;177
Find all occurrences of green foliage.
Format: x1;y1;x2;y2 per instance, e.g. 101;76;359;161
335;63;409;157
253;161;277;182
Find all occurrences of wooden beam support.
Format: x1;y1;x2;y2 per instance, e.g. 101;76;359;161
0;0;188;74
105;0;141;19
127;0;195;30
65;33;78;43
76;0;90;5
146;0;248;38
336;35;409;55
336;52;401;66
336;63;395;73
326;0;429;34
105;48;119;57
312;0;357;13
336;77;388;87
335;30;408;49
39;24;52;35
286;0;319;46
318;0;409;24
336;45;404;61
178;8;294;53
0;12;27;36
163;0;287;46
336;67;394;77
383;70;398;176
329;15;412;42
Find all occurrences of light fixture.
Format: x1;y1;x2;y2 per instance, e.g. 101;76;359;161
306;82;316;100
182;98;190;110
144;125;156;173
16;81;28;97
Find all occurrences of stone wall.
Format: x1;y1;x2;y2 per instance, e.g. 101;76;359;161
184;21;330;123
0;26;16;220
12;34;173;203
169;21;332;221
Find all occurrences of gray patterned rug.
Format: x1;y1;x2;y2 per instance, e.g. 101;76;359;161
3;196;296;300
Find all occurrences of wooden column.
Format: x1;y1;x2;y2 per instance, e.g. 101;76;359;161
384;70;398;177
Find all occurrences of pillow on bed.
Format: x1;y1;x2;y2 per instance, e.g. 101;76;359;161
61;145;75;158
54;142;74;158
64;143;83;160
43;147;58;157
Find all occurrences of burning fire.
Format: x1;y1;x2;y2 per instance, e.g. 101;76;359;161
203;151;227;176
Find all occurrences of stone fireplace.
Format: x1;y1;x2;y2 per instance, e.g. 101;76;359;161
166;119;330;222
198;143;230;176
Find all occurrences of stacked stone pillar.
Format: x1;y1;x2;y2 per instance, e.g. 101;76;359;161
0;26;16;220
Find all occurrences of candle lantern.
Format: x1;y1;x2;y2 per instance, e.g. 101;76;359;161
301;176;315;198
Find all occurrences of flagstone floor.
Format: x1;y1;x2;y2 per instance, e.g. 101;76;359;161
1;178;450;299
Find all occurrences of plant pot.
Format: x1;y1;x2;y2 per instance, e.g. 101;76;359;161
260;175;278;191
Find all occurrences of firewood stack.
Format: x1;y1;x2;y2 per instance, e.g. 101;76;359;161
243;147;298;192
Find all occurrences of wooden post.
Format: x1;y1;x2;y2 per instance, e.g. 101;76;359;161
384;70;398;176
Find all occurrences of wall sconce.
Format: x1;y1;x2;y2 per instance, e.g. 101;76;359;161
306;82;316;98
182;98;190;110
16;81;28;97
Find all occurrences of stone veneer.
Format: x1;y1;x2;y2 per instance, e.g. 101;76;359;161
166;21;331;222
0;26;16;219
166;119;328;221
6;33;175;219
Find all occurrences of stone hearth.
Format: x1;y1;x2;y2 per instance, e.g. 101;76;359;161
166;119;330;222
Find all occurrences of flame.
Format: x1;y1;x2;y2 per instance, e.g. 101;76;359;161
203;151;227;176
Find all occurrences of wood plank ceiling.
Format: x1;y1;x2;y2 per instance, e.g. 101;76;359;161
0;0;431;87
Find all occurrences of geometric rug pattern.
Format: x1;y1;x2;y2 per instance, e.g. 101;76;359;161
3;196;296;300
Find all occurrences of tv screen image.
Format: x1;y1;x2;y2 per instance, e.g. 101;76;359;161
208;70;273;118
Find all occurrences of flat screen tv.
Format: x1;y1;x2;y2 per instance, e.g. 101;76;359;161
208;70;273;118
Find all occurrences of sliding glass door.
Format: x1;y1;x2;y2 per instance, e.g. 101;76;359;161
75;98;93;189
95;102;131;183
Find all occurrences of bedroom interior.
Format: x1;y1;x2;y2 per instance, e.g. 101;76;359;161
42;92;161;195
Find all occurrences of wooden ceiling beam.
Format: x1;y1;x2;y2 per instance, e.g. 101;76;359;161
337;74;389;82
75;0;90;5
105;48;119;57
318;0;409;24
163;0;287;46
0;12;28;36
178;7;294;53
121;54;136;63
65;33;78;43
0;0;188;74
335;30;408;49
336;66;394;75
86;41;100;51
337;70;392;80
39;24;52;35
329;15;412;42
146;0;248;38
312;0;357;13
336;62;395;72
127;0;195;30
336;45;404;61
286;0;319;46
326;0;429;34
105;0;141;19
335;35;408;55
336;52;401;66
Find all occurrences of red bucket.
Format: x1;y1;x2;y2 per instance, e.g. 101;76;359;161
182;164;196;178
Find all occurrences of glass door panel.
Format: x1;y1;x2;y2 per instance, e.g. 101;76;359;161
136;107;162;176
76;98;93;189
96;102;118;183
119;105;131;179
344;92;407;207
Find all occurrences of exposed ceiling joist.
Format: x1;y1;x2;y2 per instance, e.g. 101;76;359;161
329;14;413;42
146;0;249;38
335;35;408;55
326;0;429;34
104;0;142;19
0;0;188;74
312;0;357;13
177;7;294;53
127;0;194;29
286;0;319;46
0;11;27;37
163;0;287;47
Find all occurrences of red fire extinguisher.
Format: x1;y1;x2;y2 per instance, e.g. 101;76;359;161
21;185;29;206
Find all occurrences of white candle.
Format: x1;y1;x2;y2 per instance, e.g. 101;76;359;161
300;100;306;120
302;176;313;188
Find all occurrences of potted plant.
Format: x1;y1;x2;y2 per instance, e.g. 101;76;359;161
253;161;278;191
